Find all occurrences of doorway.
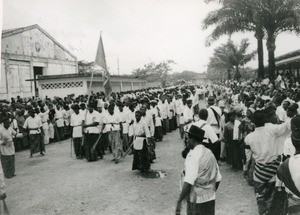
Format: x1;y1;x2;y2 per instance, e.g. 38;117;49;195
33;67;43;97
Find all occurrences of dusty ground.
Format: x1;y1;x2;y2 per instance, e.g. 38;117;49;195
4;130;257;215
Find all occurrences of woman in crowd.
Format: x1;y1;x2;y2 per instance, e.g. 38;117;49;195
0;118;16;178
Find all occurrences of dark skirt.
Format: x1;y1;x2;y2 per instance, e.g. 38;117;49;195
232;140;243;170
132;140;150;172
122;134;129;152
147;138;156;162
22;132;30;149
226;140;234;165
96;133;107;156
154;126;163;141
202;142;220;161
73;137;83;158
56;126;65;141
187;200;215;215
84;133;98;162
1;154;15;178
29;134;42;154
100;133;109;152
253;181;275;215
166;118;170;133
162;119;167;135
179;124;184;139
169;118;174;132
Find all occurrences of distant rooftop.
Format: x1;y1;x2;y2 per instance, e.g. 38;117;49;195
275;49;300;62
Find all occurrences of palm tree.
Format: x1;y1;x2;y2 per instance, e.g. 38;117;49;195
203;0;265;79
208;39;256;79
255;0;300;80
204;0;300;80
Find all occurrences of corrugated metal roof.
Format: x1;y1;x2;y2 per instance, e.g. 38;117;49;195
275;49;300;62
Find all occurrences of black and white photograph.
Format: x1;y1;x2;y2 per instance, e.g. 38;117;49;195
0;0;300;214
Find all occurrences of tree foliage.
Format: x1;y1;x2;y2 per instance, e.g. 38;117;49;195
203;0;300;80
169;70;207;84
255;0;300;79
203;0;265;79
208;39;256;79
78;60;94;74
78;60;105;75
132;60;175;87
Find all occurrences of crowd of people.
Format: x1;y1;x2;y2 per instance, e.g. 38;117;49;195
0;72;300;214
175;73;300;215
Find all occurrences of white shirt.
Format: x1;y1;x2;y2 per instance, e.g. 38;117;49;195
233;119;241;140
133;118;151;138
183;106;193;124
143;113;155;137
39;110;49;123
167;102;175;118
175;100;183;115
70;113;84;138
102;112;122;133
193;120;218;144
207;106;222;134
276;106;287;122
159;101;168;119
128;110;136;137
283;138;295;156
55;109;64;127
119;110;129;134
245;120;291;165
151;106;162;127
84;110;100;134
179;104;186;125
0;127;16;155
98;111;107;133
184;144;221;203
79;109;87;119
97;99;104;108
23;115;42;134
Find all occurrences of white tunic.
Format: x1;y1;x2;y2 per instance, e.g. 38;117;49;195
70;113;84;138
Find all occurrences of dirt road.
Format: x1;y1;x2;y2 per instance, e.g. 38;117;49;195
4;131;257;215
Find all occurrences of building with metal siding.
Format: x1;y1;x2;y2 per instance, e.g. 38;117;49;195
1;24;78;100
275;49;300;79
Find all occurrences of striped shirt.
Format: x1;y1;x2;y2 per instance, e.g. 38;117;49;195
245;121;290;183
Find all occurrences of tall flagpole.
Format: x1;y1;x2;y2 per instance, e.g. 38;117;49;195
94;31;112;100
80;31;102;152
117;57;120;76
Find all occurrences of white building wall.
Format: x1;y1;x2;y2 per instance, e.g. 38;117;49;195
38;78;87;99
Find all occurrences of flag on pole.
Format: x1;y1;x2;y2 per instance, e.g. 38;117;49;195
95;33;112;98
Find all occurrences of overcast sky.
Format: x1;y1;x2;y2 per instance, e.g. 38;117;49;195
3;0;300;75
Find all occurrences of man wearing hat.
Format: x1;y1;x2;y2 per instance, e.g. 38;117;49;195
176;125;221;215
206;96;222;161
278;115;300;215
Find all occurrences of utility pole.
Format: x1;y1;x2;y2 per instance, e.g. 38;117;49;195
117;57;120;76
